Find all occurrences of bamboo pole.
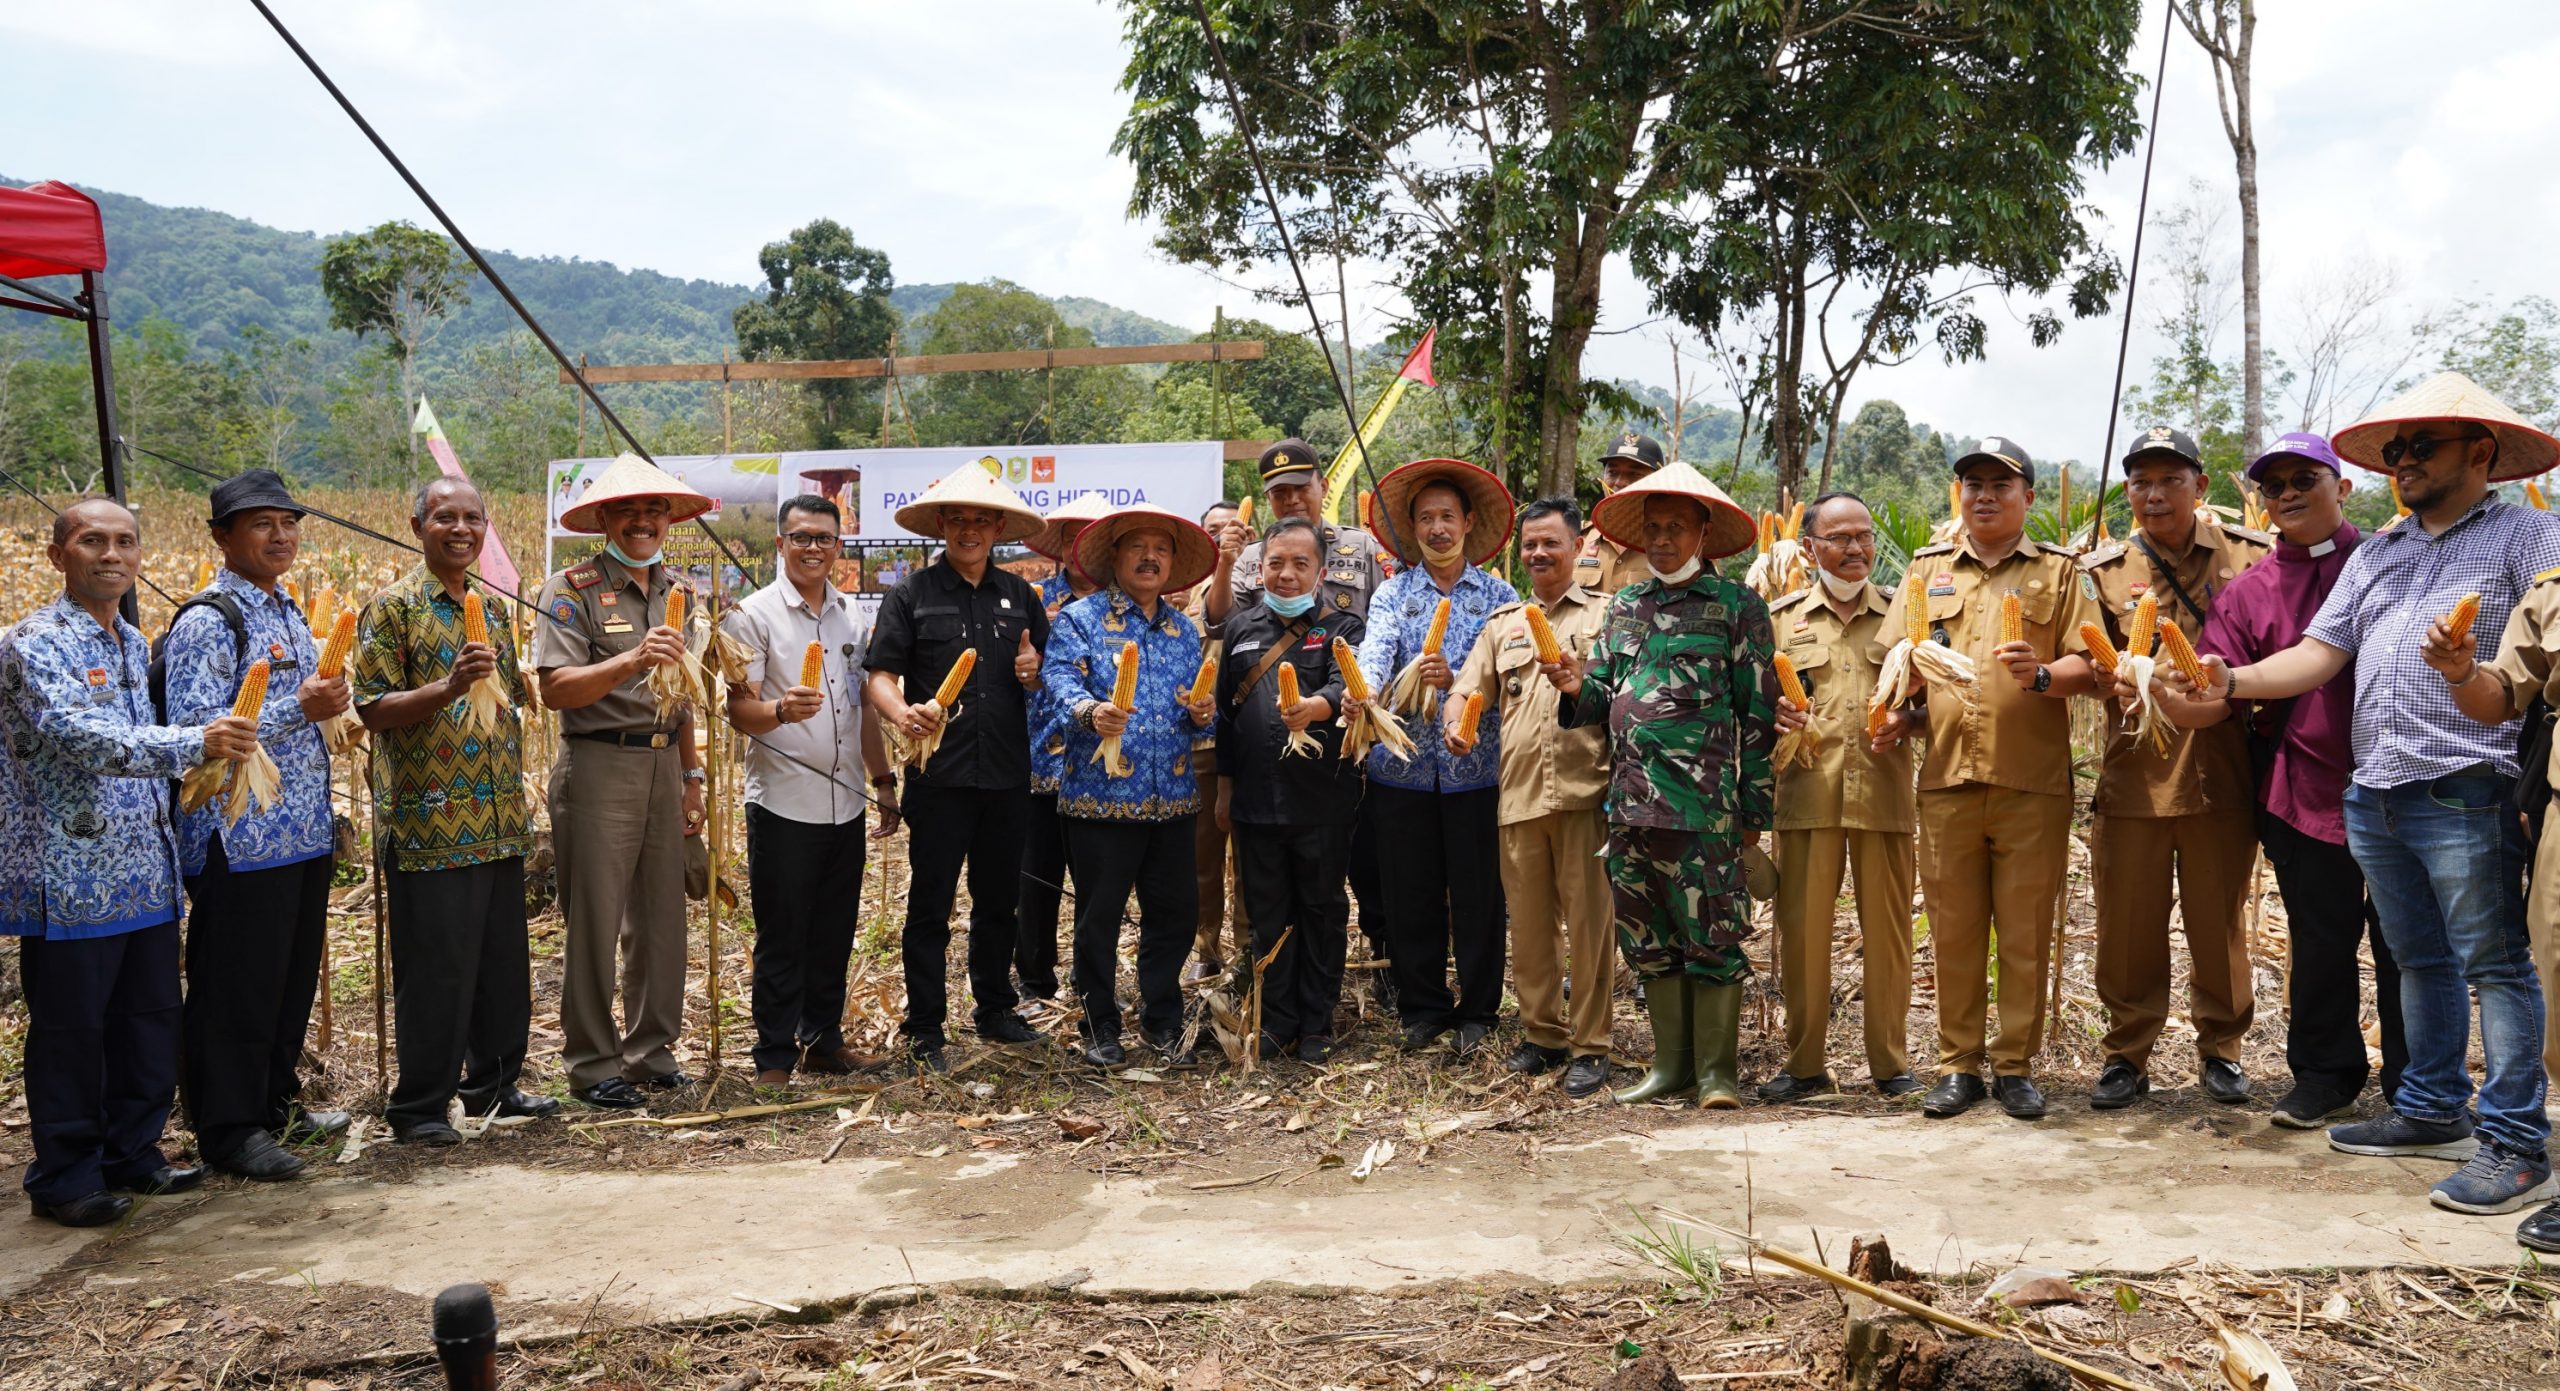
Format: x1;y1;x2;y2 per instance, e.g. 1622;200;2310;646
704;577;726;1077
720;349;733;455
372;840;390;1098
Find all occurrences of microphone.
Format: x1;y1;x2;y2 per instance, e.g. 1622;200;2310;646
431;1283;499;1391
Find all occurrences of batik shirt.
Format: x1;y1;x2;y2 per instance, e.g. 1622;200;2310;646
163;567;334;876
0;662;34;936
1043;587;1212;823
1029;572;1080;796
1354;564;1516;792
0;600;202;939
351;567;532;873
1560;571;1778;834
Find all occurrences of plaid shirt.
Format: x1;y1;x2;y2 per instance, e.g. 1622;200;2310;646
2304;496;2560;789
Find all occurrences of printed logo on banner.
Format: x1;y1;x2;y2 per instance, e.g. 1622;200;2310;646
1007;456;1029;484
1033;456;1056;483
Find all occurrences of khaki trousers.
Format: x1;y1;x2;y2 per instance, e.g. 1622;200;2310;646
1775;826;1916;1081
1192;765;1240;966
1499;807;1613;1055
2092;808;2257;1071
2526;825;2560;1089
1917;784;2067;1076
550;740;690;1090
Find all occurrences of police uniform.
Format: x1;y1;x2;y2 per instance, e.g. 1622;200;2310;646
2483;563;2560;1093
2078;501;2271;1087
1230;524;1389;623
1767;581;1918;1089
1579;430;1667;597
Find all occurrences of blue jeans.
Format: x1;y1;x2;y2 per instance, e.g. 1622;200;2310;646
2343;774;2549;1156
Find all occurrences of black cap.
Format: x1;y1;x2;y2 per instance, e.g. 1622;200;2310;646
1257;438;1320;486
208;467;305;524
2121;424;2203;471
1954;435;2034;484
1600;430;1666;471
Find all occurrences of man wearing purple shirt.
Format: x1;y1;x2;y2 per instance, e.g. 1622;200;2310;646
2181;433;2404;1128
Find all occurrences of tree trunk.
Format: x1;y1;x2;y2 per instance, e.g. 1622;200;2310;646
2234;0;2263;460
1537;210;1612;501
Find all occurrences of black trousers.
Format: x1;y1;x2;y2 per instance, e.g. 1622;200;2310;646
1065;814;1196;1043
1016;792;1071;999
1370;783;1506;1031
1233;821;1352;1046
2259;809;2407;1101
385;857;531;1130
20;918;180;1204
744;805;866;1073
182;842;332;1154
1349;789;1387;958
899;779;1026;1047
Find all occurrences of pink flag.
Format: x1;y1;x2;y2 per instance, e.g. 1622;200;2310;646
411;399;522;595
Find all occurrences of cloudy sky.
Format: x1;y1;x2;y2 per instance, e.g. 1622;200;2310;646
7;1;2554;466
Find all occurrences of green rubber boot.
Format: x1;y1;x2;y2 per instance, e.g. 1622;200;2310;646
1693;981;1745;1110
1614;976;1696;1104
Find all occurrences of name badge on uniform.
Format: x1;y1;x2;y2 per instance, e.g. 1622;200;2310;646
1000;598;1013;610
1232;639;1265;655
602;617;635;634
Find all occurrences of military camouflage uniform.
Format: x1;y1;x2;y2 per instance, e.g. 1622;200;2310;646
1560;571;1779;983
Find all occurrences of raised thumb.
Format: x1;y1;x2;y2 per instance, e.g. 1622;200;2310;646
1019;629;1033;651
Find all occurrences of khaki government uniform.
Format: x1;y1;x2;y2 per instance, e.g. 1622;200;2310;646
2482;564;2560;1090
2078;519;2271;1073
1768;582;1918;1082
532;553;694;1092
1576;523;1651;597
1453;584;1613;1056
1882;535;2099;1077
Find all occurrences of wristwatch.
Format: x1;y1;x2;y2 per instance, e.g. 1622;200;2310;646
2031;664;2052;694
682;767;706;785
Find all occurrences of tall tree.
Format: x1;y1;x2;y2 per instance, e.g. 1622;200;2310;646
317;221;475;457
1159;316;1336;435
911;281;1146;447
731;219;898;448
2437;296;2560;432
2174;0;2265;460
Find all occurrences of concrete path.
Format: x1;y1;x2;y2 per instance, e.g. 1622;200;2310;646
4;1105;2526;1332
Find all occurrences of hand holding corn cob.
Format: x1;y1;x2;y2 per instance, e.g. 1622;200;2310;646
2420;591;2487;684
1088;641;1142;777
1333;636;1416;764
1771;652;1819;772
1867;569;1975;732
1386;599;1455;716
887;647;978;772
1442;689;1487;756
1276;660;1324;759
643;585;712;724
179;658;285;827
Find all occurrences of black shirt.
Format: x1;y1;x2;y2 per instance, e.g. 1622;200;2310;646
1214;603;1365;827
864;556;1049;791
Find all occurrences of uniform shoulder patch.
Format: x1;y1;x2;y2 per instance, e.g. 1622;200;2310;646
566;565;604;589
2076;541;2124;570
2536;565;2560;587
2221;521;2274;546
551;596;579;624
1913;541;1957;557
1767;587;1815;614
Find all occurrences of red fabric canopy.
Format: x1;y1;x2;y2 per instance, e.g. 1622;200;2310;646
0;181;108;280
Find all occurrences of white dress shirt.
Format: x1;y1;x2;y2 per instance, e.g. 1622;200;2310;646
728;576;873;825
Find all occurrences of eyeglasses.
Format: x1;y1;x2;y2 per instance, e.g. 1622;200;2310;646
1810;530;1876;550
780;532;842;550
2260;471;2332;499
2379;431;2485;468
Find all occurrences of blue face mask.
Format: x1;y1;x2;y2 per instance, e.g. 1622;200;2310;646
1265;589;1316;618
603;540;655;569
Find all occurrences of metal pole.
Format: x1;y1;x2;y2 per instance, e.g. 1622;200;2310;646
81;271;140;625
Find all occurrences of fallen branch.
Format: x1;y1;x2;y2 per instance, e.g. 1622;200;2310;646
568;1088;877;1136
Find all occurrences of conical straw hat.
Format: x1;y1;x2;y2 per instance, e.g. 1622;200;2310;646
892;457;1045;543
1071;503;1219;594
1028;490;1119;562
2333;370;2560;483
1367;457;1516;566
557;452;717;534
1590;459;1756;561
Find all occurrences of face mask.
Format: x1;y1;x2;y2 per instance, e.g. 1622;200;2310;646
604;540;655;570
1650;556;1702;586
1420;537;1466;566
1265;590;1316;618
1816;565;1863;601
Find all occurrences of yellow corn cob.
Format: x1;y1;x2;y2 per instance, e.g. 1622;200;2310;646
1333;638;1370;702
1237;496;1254;529
307;587;338;641
2531;481;2551;511
1772;653;1809;710
1866;700;1892;737
2079;622;2121;673
1757;513;1775;553
1187;651;1219;705
1785;499;1804;539
662;587;687;634
799;640;825;690
1903;571;1930;648
462;590;489;646
2443;592;2482;641
316;610;358;680
1109;641;1140;709
2159;617;2210;689
2389;476;2410;517
935;648;979;706
232;658;271;719
1948;478;1963;522
1276;661;1301;710
1998;590;2023;646
193;558;215;592
1422;599;1450;655
1523;605;1562;663
1452;690;1486;742
1358;490;1376;535
2126;593;2158;656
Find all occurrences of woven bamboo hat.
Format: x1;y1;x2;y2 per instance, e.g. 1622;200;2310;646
558;453;717;534
1368;457;1516;566
1027;490;1118;562
1590;459;1756;560
1071;503;1219;594
892;457;1045;542
2333;371;2560;483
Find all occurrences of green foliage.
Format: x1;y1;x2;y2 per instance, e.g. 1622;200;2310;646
318;221;474;345
2434;295;2560;431
910;281;1146;447
732;219;898;447
1159;316;1334;436
1117;378;1275;500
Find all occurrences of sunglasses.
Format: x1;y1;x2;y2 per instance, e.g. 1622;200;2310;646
2260;470;2333;498
2378;431;2485;468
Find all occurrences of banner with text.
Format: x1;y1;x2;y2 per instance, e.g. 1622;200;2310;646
543;452;781;594
841;442;1224;540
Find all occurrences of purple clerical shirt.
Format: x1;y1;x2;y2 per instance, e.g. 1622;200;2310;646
2197;522;2359;845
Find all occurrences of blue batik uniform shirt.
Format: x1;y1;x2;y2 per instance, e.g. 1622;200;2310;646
0;600;203;939
1043;586;1211;822
1029;572;1080;796
162;567;334;877
1355;563;1517;791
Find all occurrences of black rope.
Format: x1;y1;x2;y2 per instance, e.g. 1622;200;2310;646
2086;4;2178;549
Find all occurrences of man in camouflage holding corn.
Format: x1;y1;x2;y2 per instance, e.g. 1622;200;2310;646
1544;461;1776;1109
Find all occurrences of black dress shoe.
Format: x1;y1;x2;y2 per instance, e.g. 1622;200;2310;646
211;1130;307;1180
394;1120;464;1147
907;1043;950;1077
2091;1061;2150;1110
573;1078;648;1109
2270;1085;2357;1130
111;1164;205;1196
2520;1199;2560;1255
1922;1072;1987;1118
1296;1035;1335;1065
1875;1073;1922;1097
492;1090;560;1119
1451;1022;1494;1058
1993;1074;2047;1120
637;1071;694;1091
977;1012;1042;1045
1506;1042;1569;1074
1562;1055;1613;1098
1145;1031;1200;1068
1755;1072;1835;1102
1079;1038;1127;1069
2200;1057;2251;1105
1400;1022;1450;1053
30;1190;133;1228
276;1108;351;1145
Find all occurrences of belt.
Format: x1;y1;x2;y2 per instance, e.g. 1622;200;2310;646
568;730;677;750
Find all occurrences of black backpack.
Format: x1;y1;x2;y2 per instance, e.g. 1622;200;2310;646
148;590;250;721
